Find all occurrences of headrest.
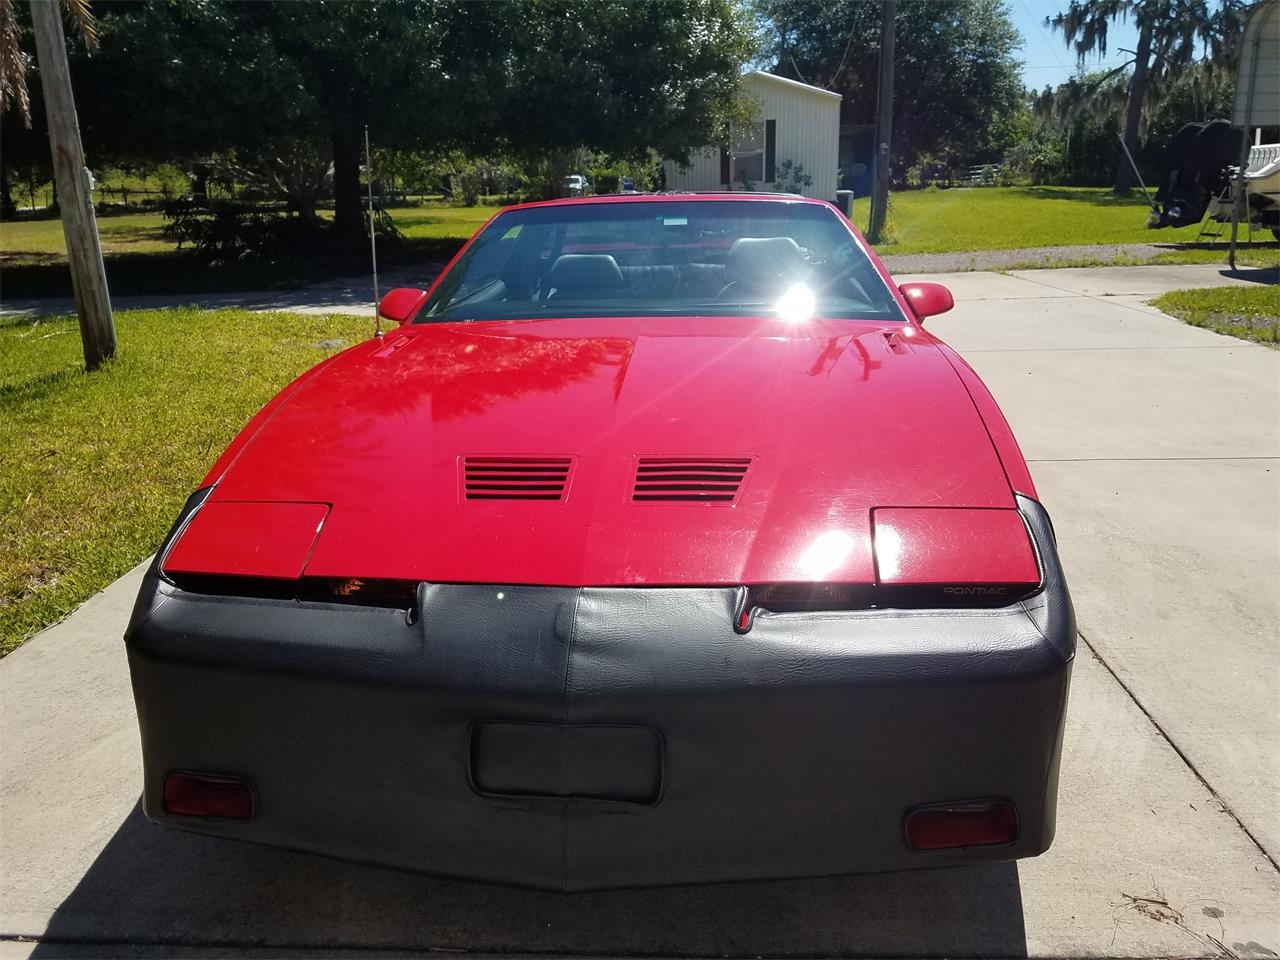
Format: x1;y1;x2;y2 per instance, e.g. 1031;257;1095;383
725;237;804;283
546;254;625;295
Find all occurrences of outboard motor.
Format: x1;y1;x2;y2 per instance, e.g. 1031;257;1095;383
1151;119;1238;228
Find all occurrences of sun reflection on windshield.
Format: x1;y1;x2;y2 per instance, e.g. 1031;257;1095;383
775;283;816;323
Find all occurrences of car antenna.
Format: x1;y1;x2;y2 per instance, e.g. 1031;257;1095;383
365;125;382;339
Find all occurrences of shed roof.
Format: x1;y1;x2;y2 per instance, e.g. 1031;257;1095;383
1233;0;1279;127
744;70;843;102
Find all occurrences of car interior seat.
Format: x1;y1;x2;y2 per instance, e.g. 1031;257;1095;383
544;254;626;300
719;237;805;300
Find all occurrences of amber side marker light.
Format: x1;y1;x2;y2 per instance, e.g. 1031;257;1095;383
905;799;1017;850
163;772;255;820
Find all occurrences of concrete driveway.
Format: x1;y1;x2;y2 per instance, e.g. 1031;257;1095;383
2;264;1277;958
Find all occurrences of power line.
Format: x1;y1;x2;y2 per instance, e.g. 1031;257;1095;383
1018;0;1072;71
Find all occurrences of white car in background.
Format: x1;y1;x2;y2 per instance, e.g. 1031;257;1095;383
563;174;589;196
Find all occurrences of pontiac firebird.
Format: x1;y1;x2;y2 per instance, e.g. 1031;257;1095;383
125;194;1074;891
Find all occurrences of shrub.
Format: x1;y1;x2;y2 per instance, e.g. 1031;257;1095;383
775;159;813;194
162;199;402;262
162;200;282;260
457;171;483;207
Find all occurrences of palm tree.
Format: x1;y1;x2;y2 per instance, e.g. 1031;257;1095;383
1;0;95;124
1;0;96;217
1046;0;1244;193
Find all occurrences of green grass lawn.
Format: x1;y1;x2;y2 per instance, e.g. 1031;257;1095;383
388;203;504;240
2;192;1274;299
6;190;1274;263
1149;285;1280;348
0;209;171;264
0;202;501;266
859;185;1277;254
0;202;503;299
0;308;369;653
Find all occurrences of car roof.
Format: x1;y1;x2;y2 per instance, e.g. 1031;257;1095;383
501;192;834;214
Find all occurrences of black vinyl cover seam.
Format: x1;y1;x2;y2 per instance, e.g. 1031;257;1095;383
561;589;580;892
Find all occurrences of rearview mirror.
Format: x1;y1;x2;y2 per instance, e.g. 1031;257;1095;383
377;287;428;325
898;282;954;323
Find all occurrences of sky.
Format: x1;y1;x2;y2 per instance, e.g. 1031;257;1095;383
1009;0;1140;90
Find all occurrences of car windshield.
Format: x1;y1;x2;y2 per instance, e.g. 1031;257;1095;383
416;200;906;324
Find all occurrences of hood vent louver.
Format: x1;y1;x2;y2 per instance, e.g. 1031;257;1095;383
633;457;751;503
463;457;573;501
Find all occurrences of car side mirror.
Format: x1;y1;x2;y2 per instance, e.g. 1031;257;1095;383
377;287;428;325
898;282;954;323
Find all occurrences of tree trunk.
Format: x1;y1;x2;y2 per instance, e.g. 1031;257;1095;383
332;129;362;239
191;161;210;202
543;151;573;200
868;0;896;243
1114;20;1153;195
0;156;16;219
296;192;319;225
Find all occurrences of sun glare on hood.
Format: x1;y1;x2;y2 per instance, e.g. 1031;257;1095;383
797;529;856;579
875;524;904;581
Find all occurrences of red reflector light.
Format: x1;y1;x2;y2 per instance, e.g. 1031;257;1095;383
162;772;255;820
905;800;1017;850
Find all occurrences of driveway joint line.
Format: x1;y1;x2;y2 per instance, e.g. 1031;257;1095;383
1028;456;1279;463
1075;628;1280;873
1006;271;1249;322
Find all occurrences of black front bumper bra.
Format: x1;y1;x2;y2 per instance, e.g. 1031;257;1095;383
125;492;1074;891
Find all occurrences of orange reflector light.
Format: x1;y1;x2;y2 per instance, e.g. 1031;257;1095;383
905;799;1017;850
163;772;255;820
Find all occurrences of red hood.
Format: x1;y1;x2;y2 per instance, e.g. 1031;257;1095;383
205;316;1015;585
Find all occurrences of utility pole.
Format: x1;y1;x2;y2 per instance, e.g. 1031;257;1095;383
867;0;896;244
30;0;115;370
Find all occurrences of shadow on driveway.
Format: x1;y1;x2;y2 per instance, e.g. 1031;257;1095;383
1220;266;1280;285
30;802;1027;957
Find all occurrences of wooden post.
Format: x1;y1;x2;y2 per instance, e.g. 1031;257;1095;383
1228;19;1263;271
867;0;896;244
30;0;115;370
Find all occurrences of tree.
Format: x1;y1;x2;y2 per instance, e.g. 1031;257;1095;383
756;0;1024;179
1033;60;1237;185
493;0;752;165
70;0;752;237
0;95;45;216
1045;0;1246;192
1031;73;1130;184
70;1;442;238
0;0;94;124
0;0;94;216
1139;59;1236;166
225;140;332;224
868;0;895;244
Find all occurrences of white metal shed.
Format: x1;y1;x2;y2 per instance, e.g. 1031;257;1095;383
662;72;842;202
1232;0;1279;129
1227;0;1280;262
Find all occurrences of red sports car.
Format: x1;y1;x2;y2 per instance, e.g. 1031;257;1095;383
126;194;1074;890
